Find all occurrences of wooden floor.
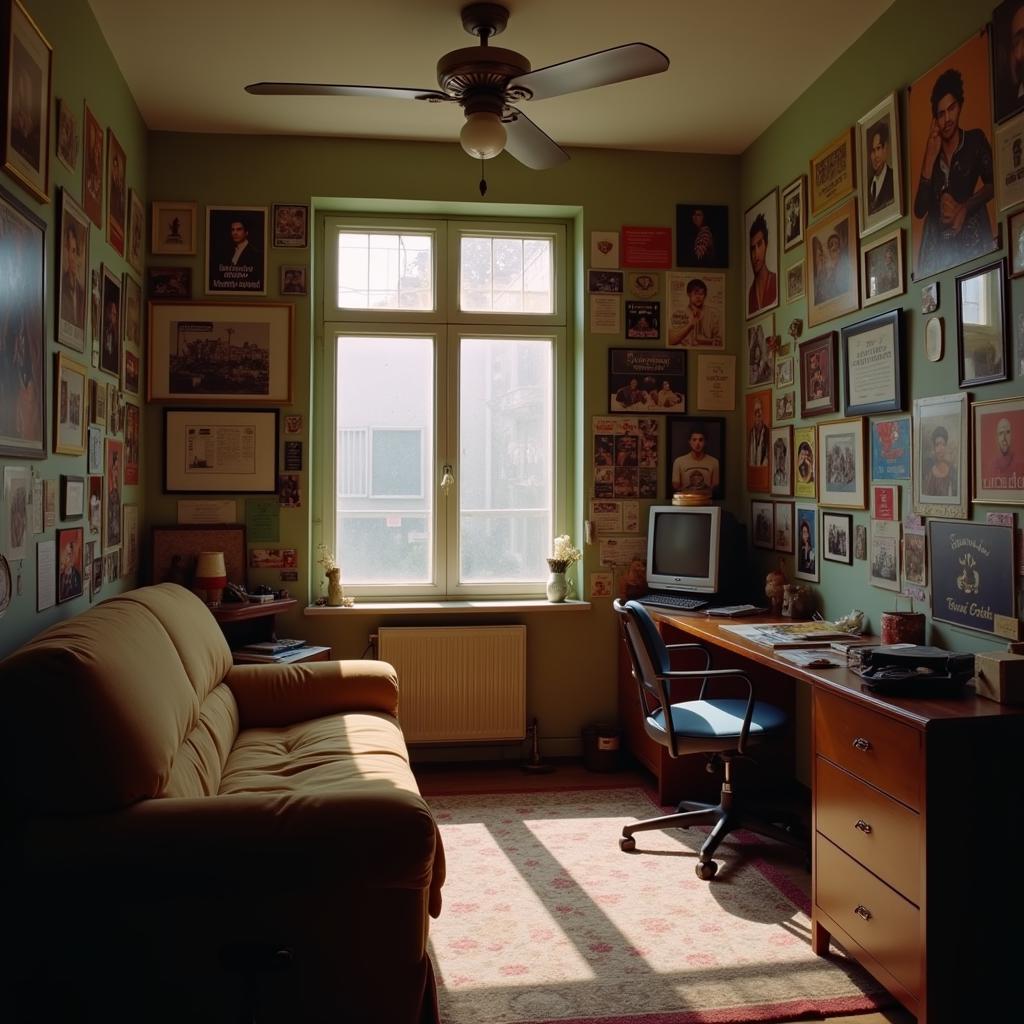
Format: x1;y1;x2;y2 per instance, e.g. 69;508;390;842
413;758;916;1024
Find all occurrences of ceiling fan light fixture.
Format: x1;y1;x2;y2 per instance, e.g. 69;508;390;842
460;110;507;159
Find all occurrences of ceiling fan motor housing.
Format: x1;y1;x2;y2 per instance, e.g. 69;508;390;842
437;46;532;113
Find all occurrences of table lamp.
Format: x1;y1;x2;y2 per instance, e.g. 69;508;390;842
194;551;227;607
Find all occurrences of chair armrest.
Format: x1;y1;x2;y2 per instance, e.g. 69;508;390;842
665;642;712;671
226;659;399;728
662;668;756;752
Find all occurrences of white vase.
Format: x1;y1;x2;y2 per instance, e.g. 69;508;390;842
546;570;568;603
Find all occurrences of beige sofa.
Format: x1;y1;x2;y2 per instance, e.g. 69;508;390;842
4;583;445;1023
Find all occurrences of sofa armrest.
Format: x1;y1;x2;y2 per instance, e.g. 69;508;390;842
226;659;399;728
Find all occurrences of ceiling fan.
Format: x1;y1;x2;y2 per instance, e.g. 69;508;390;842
245;2;669;176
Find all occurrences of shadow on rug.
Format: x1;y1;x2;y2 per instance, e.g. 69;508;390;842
427;787;890;1024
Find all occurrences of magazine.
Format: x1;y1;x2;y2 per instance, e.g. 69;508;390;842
719;621;860;649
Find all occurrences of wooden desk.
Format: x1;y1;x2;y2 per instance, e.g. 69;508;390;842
618;611;1024;1024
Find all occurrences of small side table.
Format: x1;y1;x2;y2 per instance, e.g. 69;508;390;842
209;598;298;649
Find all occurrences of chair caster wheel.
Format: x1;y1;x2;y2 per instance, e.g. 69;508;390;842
695;860;718;880
619;835;636;852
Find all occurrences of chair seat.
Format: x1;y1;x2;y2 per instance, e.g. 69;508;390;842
648;699;788;740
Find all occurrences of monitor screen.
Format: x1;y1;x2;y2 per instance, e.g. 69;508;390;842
646;505;721;593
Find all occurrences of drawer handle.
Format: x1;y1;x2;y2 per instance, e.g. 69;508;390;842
854;819;872;834
852;737;872;752
854;904;872;922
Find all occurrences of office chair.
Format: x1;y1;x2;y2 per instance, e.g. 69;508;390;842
614;599;804;879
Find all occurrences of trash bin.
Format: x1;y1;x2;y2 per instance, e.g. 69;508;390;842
582;722;622;772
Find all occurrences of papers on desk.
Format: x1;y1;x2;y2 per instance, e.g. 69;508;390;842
719;622;861;649
774;648;844;668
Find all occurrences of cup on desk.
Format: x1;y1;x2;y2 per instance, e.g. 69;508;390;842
880;610;925;645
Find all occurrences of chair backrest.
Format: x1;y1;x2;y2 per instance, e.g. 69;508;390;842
613;600;676;744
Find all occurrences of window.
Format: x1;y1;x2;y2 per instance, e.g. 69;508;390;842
321;216;567;599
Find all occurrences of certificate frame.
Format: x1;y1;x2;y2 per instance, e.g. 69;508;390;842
841;308;905;416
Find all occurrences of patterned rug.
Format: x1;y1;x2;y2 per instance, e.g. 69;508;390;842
427;787;890;1024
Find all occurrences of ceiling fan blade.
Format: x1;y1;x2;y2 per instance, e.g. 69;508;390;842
509;43;669;102
502;108;569;170
245;82;450;102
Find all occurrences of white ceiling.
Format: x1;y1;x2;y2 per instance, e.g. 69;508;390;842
88;0;892;156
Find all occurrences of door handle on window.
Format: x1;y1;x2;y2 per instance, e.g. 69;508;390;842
440;464;455;497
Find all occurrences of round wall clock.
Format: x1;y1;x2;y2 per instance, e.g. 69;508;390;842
0;554;11;618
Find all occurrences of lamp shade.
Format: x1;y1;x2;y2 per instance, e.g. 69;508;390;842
194;551;227;587
460;111;507;160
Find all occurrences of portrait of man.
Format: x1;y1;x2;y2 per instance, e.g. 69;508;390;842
104;440;122;549
675;203;728;268
745;208;778;317
83;107;104;227
866;117;895;215
993;0;1024;124
58;195;89;349
207;206;267;294
784;190;801;248
668;418;723;498
975;403;1024;501
99;270;121;378
57;528;84;604
746;391;771;493
9;38;42;169
672;278;721;345
106;130;127;256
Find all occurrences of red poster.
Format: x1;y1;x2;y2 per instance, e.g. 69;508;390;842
621;226;672;268
872;486;896;520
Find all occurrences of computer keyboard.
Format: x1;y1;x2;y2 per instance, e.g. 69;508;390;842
636;592;709;611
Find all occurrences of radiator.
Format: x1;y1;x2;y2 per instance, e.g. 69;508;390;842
377;625;527;744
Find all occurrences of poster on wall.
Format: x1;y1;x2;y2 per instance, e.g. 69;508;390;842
592;416;659;499
608;349;684;412
205;206;267;295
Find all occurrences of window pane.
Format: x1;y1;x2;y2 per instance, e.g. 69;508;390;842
336;336;433;583
458;336;552;583
337;232;433;310
459;235;553;314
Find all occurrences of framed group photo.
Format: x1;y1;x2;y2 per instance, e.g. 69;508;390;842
666;416;725;498
807;198;859;327
913;392;968;519
817;417;867;509
609;348;685;413
856;93;903;237
822;511;853;565
841;308;905;416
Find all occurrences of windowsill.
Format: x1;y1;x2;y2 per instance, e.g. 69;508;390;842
304;598;591;616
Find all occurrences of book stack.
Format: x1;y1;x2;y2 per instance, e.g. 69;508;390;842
233;638;313;663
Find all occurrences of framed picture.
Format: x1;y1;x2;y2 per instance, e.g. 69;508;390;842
774;355;794;389
148;301;293;404
869;520;901;590
100;265;122;378
53;352;86;455
56;189;90;353
809;127;856;217
823;511;853;565
972;396;1024;503
745;389;772;493
56;527;84;604
60;474;84;520
872;483;899;520
89;378;106;425
151;200;197;256
774;501;794;554
1010;209;1024;278
1;0;51;203
588;270;622;293
87;475;101;535
903;524;927;587
3;464;29;560
817;417;867;509
994;0;1024;124
148;265;192;298
625;300;660;340
860;228;904;307
842;308;905;416
104;437;123;549
929;520;1016;636
124;402;140;485
675;203;728;268
913;392;968;519
807;198;859;327
751;500;774;550
206;205;267;295
107;384;122;436
794;503;819;582
869;414;912;480
666;415;724;499
0;183;46;458
775;391;795;422
857;93;903;236
781;175;806;252
87;424;103;474
55;96;78;171
163;408;280;494
746;313;774;388
695;353;735;411
82;104;102;228
770;425;793;496
150;523;247;588
995;113;1024;212
784;260;805;302
272;203;308;248
794;425;817;499
798;331;839;418
908;29;997;280
280;265;308;296
609;348;685;413
956;259;1008;386
122;272;142;353
921;281;939;313
126;188;144;274
744;189;779;319
626;272;659;299
106;127;126;257
665;271;725;349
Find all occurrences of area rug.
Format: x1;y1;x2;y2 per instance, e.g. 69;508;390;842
427;787;890;1024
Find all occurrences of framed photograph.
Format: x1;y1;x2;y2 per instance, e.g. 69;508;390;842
913;392;969;519
124;402;140;485
666;416;725;498
148;265;192;298
82;104;102;228
1009;208;1024;279
695;353;735;411
588;270;623;293
995;113;1024;212
817;417;867;509
745;389;772;493
89;378;106;425
164;408;279;494
972;396;1024;503
107;384;122;435
746;313;774;387
53;352;86;455
903;524;927;588
150;524;247;589
55;96;78;171
625;300;660;340
873;483;900;521
775;391;795;422
60;474;84;520
100;265;122;378
152;200;197;256
860;228;904;307
751;500;774;550
774;501;794;554
3;464;29;561
857;93;903;236
106;128;126;257
994;0;1024;124
744;189;779;319
280;265;308;297
956;259;1008;386
206;205;267;295
798;331;839;418
929;520;1016;636
87;424;103;475
122;272;142;352
87;475;101;535
785;260;805;302
56;189;90;352
2;0;52;203
0;183;46;458
148;301;293;404
609;349;685;413
842;308;905;416
921;281;939;313
909;29;997;280
56;527;84;604
770;425;793;496
782;175;806;252
774;355;794;389
104;437;123;549
870;414;912;480
665;271;725;349
807;198;859;327
809;127;856;217
854;524;867;560
126;188;145;275
869;520;901;591
794;425;817;499
823;511;854;565
675;203;728;268
272;203;308;248
795;503;819;582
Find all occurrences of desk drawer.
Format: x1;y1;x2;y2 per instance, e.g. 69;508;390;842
814;688;921;810
815;757;921;904
816;834;921;1002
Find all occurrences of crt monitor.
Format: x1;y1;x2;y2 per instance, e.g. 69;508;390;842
646;505;721;594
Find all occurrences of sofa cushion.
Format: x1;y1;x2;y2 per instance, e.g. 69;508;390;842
161;683;240;799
